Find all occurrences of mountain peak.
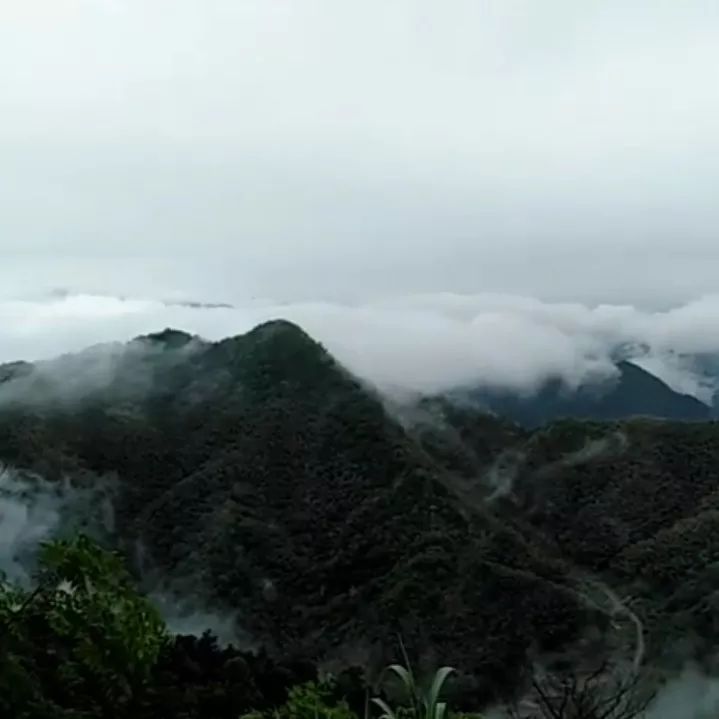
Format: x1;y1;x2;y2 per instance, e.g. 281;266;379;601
244;318;314;341
135;328;197;350
457;359;710;427
0;360;34;383
217;319;342;395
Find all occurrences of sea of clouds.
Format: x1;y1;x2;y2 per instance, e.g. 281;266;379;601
3;290;719;401
6;290;719;714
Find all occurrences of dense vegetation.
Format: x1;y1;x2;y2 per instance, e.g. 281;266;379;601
2;320;719;711
0;323;587;694
0;536;464;718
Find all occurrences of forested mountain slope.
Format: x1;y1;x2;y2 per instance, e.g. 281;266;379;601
2;321;719;694
0;322;583;692
460;360;711;426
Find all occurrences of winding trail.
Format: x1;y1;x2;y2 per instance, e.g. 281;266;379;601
574;576;646;673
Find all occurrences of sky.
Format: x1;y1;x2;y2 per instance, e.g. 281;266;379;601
2;1;719;394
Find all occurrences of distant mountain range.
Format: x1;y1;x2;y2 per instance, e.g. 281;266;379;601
451;360;712;427
44;287;236;309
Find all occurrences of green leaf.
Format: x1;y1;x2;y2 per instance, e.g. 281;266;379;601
372;697;398;719
425;667;455;719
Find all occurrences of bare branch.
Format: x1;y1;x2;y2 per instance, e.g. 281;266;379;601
509;659;653;719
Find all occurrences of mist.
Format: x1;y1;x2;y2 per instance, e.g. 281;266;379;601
0;465;244;644
0;469;66;583
3;1;719;394
0;467;115;584
3;291;719;402
647;669;719;719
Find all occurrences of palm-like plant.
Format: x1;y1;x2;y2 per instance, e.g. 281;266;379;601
372;638;457;719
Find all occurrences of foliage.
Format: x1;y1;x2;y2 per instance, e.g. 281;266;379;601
0;322;590;689
242;681;358;719
3;321;719;700
372;640;460;719
0;535;168;718
141;632;319;719
0;535;324;718
241;650;464;719
38;535;168;682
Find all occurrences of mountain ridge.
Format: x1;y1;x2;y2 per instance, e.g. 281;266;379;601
454;359;710;427
1;322;719;695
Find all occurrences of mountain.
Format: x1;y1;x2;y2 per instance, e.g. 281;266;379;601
670;352;719;418
409;401;719;672
0;322;586;697
3;323;719;697
457;360;711;427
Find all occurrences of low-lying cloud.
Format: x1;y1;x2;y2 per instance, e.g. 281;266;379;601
0;467;115;584
3;291;719;401
647;668;719;719
0;466;245;642
0;469;66;583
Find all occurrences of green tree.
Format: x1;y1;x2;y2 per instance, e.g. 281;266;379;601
0;535;169;718
241;681;358;719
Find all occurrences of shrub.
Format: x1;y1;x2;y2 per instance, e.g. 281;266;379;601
0;535;168;718
372;640;462;719
241;681;358;719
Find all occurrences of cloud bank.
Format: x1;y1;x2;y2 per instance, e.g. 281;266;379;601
3;291;719;401
0;467;115;584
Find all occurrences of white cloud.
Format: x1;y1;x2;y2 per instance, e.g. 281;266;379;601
0;467;115;584
3;291;719;400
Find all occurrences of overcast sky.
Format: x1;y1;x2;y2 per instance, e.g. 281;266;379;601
2;0;719;305
3;1;719;397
